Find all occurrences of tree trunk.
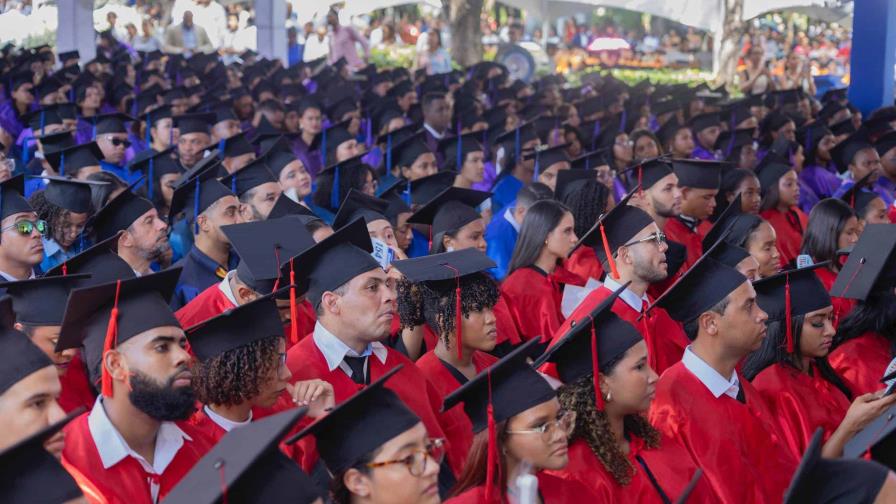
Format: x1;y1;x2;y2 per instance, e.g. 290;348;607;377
715;0;744;88
445;0;484;67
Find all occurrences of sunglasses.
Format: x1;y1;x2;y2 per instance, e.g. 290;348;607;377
108;137;132;148
2;219;48;236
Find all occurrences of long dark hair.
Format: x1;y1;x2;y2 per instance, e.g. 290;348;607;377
450;420;510;498
507;200;570;275
742;315;853;400
711;169;755;222
723;214;764;249
835;289;896;349
759;172;783;212
312;163;376;211
801;198;856;267
560;179;610;239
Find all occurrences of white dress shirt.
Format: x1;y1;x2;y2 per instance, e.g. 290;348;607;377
203;405;251;432
603;275;648;312
312;321;388;379
681;346;740;400
423;122;445;140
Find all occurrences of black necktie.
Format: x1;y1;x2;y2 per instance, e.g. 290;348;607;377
343;356;368;385
735;385;746;404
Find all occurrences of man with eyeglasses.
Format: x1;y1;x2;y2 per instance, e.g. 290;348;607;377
0;175;44;281
557;195;690;376
92;113;142;187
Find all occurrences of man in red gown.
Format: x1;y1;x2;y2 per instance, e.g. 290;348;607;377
284;218;456;491
57;269;213;504
648;254;798;503
662;159;721;269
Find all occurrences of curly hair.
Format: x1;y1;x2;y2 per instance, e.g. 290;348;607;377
28;190;77;245
192;336;282;406
557;374;660;486
396;273;499;351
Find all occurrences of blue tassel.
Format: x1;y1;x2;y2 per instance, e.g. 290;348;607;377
592;121;601;150
147;157;154;200
231;172;237;194
59;152;65;177
78;231;85;252
386;134;393;172
365;117;372;148
404;178;411;205
218;138;226;155
193;179;201;235
91;121;96;141
22;134;31;164
145;112;151;146
534;153;540;182
330;165;340;209
321;127;328;167
169;124;173;147
39;111;45;136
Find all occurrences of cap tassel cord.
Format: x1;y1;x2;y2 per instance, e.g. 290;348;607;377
290;259;299;345
600;222;620;280
101;280;123;398
591;321;605;410
785;273;794;353
443;264;463;359
485;370;499;503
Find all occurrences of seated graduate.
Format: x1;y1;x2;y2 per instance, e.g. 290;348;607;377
829;224;896;397
56;269;213;503
500;199;583;343
706;198;782;279
28;176;104;272
662;159;722;269
165;408;323;504
555;169;611;282
128;147;185;224
90;188;172;277
537;284;711;502
289;367;444;504
647;253;798;502
445;339;599;503
744;265;896;460
0;175;46;281
394;248;500;474
755;152;808;268
406;186;490;256
187;292;334;443
839;174;891;228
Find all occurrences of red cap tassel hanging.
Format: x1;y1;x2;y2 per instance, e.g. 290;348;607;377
443;264;463;359
637;165;643;198
289;259;299;345
485;370;500;503
591;321;605;410
61;262;67;276
785;273;794;353
599;223;620;280
101;280;122;398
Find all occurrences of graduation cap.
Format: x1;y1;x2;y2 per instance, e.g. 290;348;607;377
705;238;750;270
0;410;84;503
535;283;640;410
286;217;379;307
44;142;104;177
0;175;33;221
714;128;756;159
754;263;832;353
875;130;896;158
407;187;490;238
830;224;896;300
90;189;155;243
376;179;413;223
402;171;455;206
578;190;653;278
754;156;794;197
56;268;182;397
169;164;235;232
57;49;80;63
619;157;674;192
389;131;433;170
722;98;756;129
671;158;723;190
219;156;277;197
523;143;570;181
656;117;689;147
0;295;53;394
651;98;681;118
839;174;880;215
0;273;91;326
23;105;64;133
219;131;255;159
39;175;107;214
830;117;857;137
830;131;874;174
332;189;390;230
554;169;596;201
701;194;745;250
173;112;215;135
820;87;848;104
319;119;355;166
649;250;747;324
6;69;32;92
91;112;134;136
495;119;539;163
442;338;555;501
267;193;317;220
438;133;484;171
570;147;612;171
43;231;134;287
286;366;420;474
128;147;183;201
689;112;721;133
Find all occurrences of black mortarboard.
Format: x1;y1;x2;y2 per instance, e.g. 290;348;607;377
35;130;75;156
90;189;155;242
23;106;63;134
842;402;896;470
722;98;756;128
56;269;182;397
0;175;33;220
92;112;133;135
689;112;721;133
219;156;277;197
287;366;421;473
392;248;495;284
839;174;880;214
186;290;286;361
754;263;832;323
44;142;103;177
438;133;484;171
495;119;539;161
619;157;674;191
875;130;896;157
830;131;875;173
820;87;848;104
702;194;745;250
0;295;52;394
390;131;433;169
570;147;612;171
288;217;379;307
523;143;570;181
830;117;857;137
651;255;747;324
818;101;847;123
220;132;255;158
43;231;135;287
211;102;239;124
332;189;390;230
535;283;641;409
754;156;793;196
672;158;722;189
584;191;654;271
169;164;235;229
221;216;315;294
400;171;454;206
0;274;90;325
173;112;215;135
830;224;896;300
554;169;596;202
0;411;83;503
40;175;107;213
266;193;317;220
714;128;756;158
407;187;489;237
58;50;80;63
656;117;688;147
165;408;321;504
7;70;32;92
139;103;171;127
705;238;750;269
128;147;183;200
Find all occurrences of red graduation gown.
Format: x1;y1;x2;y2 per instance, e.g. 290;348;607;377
752;363;850;460
415;350;497;476
814;267;856;328
760;207;808;267
662;217;708;271
58;352;97;414
648;362;797;503
188;404;311;464
499;265;584;343
445;471;599;503
285;333;452;473
62;413;212;504
547;434;712;503
563;246;604;282
188;408;227;444
829;332;892;397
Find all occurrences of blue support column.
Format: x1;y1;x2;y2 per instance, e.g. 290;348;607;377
848;0;896;115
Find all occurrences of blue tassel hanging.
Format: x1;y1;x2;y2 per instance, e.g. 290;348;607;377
59;152;65;177
144;112;152;146
404;178;411;206
218;138;226;155
193;179;201;235
534;152;540;182
330;165;340;209
386;134;393;172
231;172;237;194
147;157;155;200
321;127;328;167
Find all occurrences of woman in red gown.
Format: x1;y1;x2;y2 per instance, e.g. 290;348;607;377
744;266;896;461
720;213;782;279
757;158;808;268
393;248;501;475
556;177;610;282
537;286;711;503
500;200;584;343
799;198;860;326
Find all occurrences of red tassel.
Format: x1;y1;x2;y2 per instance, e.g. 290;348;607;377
428;226;433;252
217;461;228;504
637;164;643;198
640;302;652;348
599;223;620;280
289;259;299;345
443;264;464;359
271;246;282;292
485;371;499;503
785;273;793;354
591;321;604;410
101;280;122;398
61;262;67;276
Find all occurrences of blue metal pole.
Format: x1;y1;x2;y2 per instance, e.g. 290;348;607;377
848;0;896;115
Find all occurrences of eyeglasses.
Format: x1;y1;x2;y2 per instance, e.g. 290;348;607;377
506;409;577;442
1;219;48;236
365;438;446;476
107;137;132;148
622;231;667;249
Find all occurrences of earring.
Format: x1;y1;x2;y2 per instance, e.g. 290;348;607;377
605;391;612;402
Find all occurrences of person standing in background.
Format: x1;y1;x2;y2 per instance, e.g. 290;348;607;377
326;8;369;71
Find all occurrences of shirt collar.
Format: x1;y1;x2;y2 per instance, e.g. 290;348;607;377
41;237;62;258
423;122;445;140
503;207;520;233
217;270;239;306
87;397;192;473
312;321;388;371
681;346;740;399
0;269;35;281
203;405;251;433
602;275;647;312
